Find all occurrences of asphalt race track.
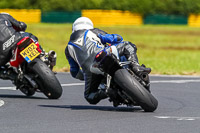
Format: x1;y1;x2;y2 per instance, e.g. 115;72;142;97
0;73;200;133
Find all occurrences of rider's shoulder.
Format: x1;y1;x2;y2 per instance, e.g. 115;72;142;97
70;29;86;42
91;28;107;35
0;13;10;19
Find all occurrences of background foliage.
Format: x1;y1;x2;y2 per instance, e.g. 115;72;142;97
0;0;200;15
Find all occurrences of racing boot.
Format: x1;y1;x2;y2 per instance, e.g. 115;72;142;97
128;54;151;91
131;63;151;77
85;83;108;105
127;54;151;76
86;89;108;105
131;63;151;91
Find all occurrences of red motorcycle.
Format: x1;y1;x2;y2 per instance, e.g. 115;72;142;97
0;35;63;99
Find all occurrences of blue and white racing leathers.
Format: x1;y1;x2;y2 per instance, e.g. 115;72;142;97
65;28;138;104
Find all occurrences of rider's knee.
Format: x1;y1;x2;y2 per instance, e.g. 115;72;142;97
124;41;137;53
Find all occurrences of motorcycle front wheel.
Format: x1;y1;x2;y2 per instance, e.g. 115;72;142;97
28;58;63;99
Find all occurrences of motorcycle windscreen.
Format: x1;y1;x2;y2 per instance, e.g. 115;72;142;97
20;43;40;63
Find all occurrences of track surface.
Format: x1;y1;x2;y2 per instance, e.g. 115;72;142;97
0;73;200;133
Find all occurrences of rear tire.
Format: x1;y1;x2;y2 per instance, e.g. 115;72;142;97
28;58;62;99
114;69;158;112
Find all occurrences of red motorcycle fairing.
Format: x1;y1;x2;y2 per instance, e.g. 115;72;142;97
9;36;42;68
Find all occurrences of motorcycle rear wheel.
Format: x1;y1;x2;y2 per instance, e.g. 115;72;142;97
28;58;62;99
114;69;158;112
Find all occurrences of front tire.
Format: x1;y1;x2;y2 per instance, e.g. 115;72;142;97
28;58;63;99
114;69;158;112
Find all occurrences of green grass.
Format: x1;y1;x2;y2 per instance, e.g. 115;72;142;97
27;23;71;71
26;23;200;75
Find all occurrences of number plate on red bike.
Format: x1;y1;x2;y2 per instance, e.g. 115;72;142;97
20;43;40;63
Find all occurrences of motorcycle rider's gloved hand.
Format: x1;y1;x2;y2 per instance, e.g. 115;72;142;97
19;22;27;31
13;22;27;32
98;34;123;44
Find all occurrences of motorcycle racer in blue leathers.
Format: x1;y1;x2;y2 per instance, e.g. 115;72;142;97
65;17;151;104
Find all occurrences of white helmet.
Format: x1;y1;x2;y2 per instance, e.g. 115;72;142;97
72;17;93;33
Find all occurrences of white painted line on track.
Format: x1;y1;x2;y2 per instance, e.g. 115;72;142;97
0;83;85;90
151;79;200;83
1;79;200;90
0;100;5;107
155;116;200;121
0;87;16;90
61;80;200;86
151;74;200;78
61;83;84;86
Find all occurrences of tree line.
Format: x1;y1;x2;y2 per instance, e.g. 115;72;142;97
1;0;200;16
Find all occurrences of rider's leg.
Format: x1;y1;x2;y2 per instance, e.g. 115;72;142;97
84;72;107;105
116;41;151;75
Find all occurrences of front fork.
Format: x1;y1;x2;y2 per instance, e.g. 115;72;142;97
106;74;112;90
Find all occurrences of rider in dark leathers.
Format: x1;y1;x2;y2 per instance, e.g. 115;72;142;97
65;17;151;105
0;13;27;66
